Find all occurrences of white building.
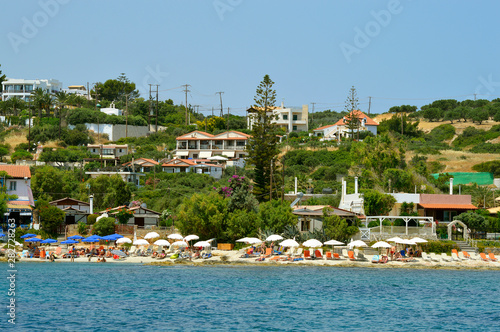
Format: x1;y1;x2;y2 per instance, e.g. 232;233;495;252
0;165;35;227
1;78;62;101
313;110;379;140
246;103;309;133
63;85;89;98
175;130;250;159
100;102;123;116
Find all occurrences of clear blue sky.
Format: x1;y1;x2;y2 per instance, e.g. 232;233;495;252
2;0;500;116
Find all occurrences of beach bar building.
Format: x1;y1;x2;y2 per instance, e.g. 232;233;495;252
0;165;34;228
101;205;161;228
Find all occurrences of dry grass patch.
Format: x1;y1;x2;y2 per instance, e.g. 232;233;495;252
425;150;498;173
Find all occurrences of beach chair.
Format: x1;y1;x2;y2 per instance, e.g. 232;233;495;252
333;253;341;260
441;253;452;262
430;253;441;262
421;252;432;261
479;253;490;261
463;251;472;259
372;255;380;263
451;252;461;261
458;252;467;260
304;250;311;260
264;248;273;258
342;249;349;259
326;251;333;260
451;249;458;256
488;253;498;262
314;250;323;260
348;251;356;261
295;248;303;257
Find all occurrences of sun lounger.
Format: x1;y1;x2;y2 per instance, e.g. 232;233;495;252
348;251;356;261
326;251;333;260
342;249;349;259
314;250;323;260
430;253;441;262
452;249;458;256
304;250;311;260
458;252;467;260
264;248;273;257
451;252;461;261
488;253;498;262
333;253;341;260
441;253;452;262
295;248;303;257
463;251;472;259
357;252;368;261
421;252;432;261
479;253;490;261
372;255;380;263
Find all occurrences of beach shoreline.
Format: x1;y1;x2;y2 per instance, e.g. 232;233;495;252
5;250;500;271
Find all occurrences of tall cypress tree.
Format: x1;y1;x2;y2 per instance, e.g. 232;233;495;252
344;86;360;140
247;75;280;201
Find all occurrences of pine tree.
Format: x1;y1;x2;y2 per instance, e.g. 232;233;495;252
246;75;280;201
344;86;360;140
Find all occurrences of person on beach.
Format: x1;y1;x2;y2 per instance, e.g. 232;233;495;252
71;245;75;262
260;243;266;255
390;246;396;260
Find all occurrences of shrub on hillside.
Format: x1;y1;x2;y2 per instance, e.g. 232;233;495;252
420;240;460;254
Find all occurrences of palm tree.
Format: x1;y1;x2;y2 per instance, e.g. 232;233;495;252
54;91;68;140
30;88;53;119
6;96;25;117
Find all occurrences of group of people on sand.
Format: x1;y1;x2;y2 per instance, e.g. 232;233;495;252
389;246;421;260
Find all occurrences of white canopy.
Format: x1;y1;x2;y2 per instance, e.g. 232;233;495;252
116;237;132;244
280;239;299;247
199;151;212;158
171;241;188;247
265;234;283;242
208;155;228;161
184;234;199;242
386;237;404;243
324;239;344;246
167;234;184;240
411;237;428;243
133;239;149;246
153;239;170;246
144;232;160;239
348;240;367;248
371;241;392;248
245;237;262;244
302;239;323;248
193;241;211;247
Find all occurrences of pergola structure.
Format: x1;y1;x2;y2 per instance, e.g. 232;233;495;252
365;216;435;237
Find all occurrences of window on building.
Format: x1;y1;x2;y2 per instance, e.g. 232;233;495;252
283;114;288;120
9;181;16;191
293;126;297;131
236;141;245;146
293;114;298;121
119;149;123;153
193;154;198;159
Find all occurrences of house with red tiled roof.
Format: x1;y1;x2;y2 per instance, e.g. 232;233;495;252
175;130;250;160
122;158;159;173
0;165;34;227
246;103;309;133
162;158;223;179
313;110;379;140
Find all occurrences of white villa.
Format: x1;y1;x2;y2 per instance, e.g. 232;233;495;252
313;110;379;140
1;78;62;101
246;103;309;133
174;130;250;159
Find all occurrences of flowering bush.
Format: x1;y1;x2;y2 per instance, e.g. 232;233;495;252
115;208;135;225
214;175;248;198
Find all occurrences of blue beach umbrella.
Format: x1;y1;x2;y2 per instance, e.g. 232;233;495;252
68;235;85;240
41;239;58;244
82;235;101;243
0;233;6;237
21;233;37;239
61;240;79;244
25;238;42;242
101;234;123;241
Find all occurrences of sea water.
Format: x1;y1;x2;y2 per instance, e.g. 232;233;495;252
1;263;499;331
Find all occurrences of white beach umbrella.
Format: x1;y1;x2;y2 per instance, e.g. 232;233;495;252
144;232;160;239
208;155;228;161
411;237;428;243
245;237;262;245
280;239;299;247
167;234;184;240
324;240;344;246
371;241;392;248
133;239;149;246
302;239;323;248
171;241;189;247
193;241;211;248
348;240;367;248
184;234;199;242
154;239;170;246
386;237;404;243
265;234;283;242
236;237;249;242
116;237;132;244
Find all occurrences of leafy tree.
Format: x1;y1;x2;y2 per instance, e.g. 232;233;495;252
92;217;116;236
362;189;396;216
0;64;6;87
30;88;53;118
37;200;65;236
225;209;259;242
196;116;226;132
115;208;134;224
472;160;500;177
93;74;139;103
443;110;460;124
176;192;228;241
469;108;489;125
215;174;258;213
5;97;25;116
455;211;486;238
382;168;413;193
422;107;442;122
322;208;359;243
246;75;280;201
11;150;33;162
256;200;297;233
455;106;471;122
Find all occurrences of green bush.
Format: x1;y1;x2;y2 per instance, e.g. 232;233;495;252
420;240;460;254
87;214;99;225
92;217;116;236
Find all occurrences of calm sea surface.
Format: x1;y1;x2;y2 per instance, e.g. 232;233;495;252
1;263;499;331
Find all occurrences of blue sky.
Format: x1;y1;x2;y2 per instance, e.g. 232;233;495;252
2;0;500;116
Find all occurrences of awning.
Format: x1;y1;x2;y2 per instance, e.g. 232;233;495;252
418;203;477;210
222;151;235;157
176;151;189;157
199;151;212;158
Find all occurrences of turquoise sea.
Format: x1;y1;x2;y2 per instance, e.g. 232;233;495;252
1;263;499;331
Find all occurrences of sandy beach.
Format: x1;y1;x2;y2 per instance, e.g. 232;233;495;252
9;249;500;270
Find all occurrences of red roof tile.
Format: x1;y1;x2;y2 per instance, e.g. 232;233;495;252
313;124;335;131
0;165;31;178
334;110;379;126
418;203;478;210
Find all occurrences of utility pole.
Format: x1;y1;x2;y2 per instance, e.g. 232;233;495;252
227;107;229;130
125;95;128;139
28;100;31;150
148;84;153;130
216;91;224;117
155;84;159;132
211;107;214;117
474;93;477;101
311;102;316;127
183;84;190;125
368;96;372;115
